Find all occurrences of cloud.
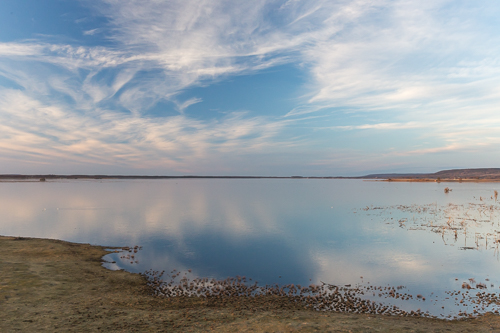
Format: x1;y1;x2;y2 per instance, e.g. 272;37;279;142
303;1;500;111
6;1;497;115
1;0;500;173
175;97;202;113
0;43;45;56
334;122;426;131
83;28;102;36
0;0;339;174
0;88;291;173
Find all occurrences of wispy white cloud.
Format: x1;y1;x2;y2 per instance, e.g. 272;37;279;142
302;1;500;114
83;28;102;36
175;97;202;114
1;0;500;174
334;122;426;131
0;88;291;173
6;0;497;115
0;43;45;56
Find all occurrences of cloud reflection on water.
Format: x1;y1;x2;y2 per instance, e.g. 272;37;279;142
2;179;500;317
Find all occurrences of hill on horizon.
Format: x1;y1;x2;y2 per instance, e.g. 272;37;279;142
362;168;500;180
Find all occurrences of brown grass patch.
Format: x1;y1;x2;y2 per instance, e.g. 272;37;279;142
2;235;500;332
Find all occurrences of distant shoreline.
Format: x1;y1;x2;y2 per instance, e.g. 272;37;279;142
0;175;346;180
2;168;500;182
382;178;500;183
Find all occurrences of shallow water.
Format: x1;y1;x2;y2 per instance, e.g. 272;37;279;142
2;179;500;318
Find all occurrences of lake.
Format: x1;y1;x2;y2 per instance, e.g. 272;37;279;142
2;178;500;318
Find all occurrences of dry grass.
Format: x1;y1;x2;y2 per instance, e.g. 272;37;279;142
4;235;500;332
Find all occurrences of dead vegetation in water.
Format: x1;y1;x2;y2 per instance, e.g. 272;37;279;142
352;191;500;319
141;268;500;320
360;191;500;252
142;270;431;317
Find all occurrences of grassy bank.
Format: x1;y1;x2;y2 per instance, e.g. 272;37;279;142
1;235;500;332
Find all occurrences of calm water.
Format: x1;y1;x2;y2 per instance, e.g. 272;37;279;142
2;179;500;318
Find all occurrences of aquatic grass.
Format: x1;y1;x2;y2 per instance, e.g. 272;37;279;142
142;270;431;317
358;196;500;252
142;269;500;320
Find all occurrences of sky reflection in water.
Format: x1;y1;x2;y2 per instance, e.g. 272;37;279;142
1;179;500;318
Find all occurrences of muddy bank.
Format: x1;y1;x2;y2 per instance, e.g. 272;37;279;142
2;236;500;332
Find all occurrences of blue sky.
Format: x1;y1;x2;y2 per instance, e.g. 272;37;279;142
0;0;499;176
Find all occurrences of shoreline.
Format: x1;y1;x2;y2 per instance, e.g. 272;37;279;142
3;174;500;183
383;178;500;183
3;178;500;183
2;235;500;331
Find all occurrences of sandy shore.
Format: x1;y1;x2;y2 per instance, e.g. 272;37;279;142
2;235;500;332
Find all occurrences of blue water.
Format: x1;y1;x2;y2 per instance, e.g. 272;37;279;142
2;179;500;318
